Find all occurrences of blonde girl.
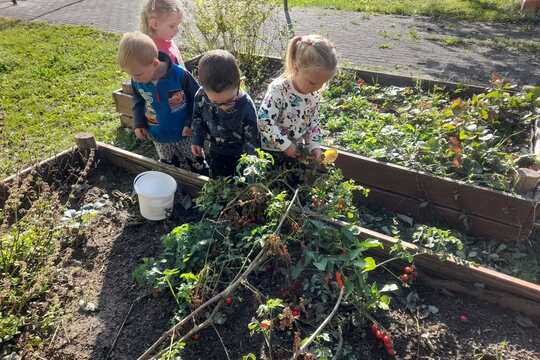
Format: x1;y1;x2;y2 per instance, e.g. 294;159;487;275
257;34;337;160
140;0;185;66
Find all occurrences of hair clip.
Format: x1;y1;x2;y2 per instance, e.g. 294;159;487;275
300;36;313;46
151;0;156;10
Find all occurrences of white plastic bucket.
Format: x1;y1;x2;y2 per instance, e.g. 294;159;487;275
134;171;178;220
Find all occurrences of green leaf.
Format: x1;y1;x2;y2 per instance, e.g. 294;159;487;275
313;257;328;271
361;257;377;272
291;263;304;279
359;239;383;249
180;272;198;282
378;294;391;310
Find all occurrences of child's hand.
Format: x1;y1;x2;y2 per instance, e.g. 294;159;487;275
284;144;298;158
191;144;204;157
134;128;149;141
311;148;322;161
182;127;193;137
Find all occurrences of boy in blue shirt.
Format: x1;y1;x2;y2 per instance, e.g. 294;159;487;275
118;32;205;173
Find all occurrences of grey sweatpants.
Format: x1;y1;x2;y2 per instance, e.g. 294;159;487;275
151;136;207;172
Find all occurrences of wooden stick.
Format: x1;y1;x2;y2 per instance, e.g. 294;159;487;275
74;133;97;151
290;287;345;359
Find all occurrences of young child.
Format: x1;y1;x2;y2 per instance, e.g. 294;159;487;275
118;32;204;172
258;34;337;161
191;50;260;178
140;0;185;66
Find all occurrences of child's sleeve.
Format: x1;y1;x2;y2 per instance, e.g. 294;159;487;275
257;83;291;151
183;70;200;128
191;92;207;147
243;99;260;154
131;81;147;129
304;97;322;151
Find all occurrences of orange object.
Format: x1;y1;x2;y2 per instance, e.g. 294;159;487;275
335;271;344;289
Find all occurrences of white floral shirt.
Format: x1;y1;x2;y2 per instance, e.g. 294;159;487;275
257;77;322;152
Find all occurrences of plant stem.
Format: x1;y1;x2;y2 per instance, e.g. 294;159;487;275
290;286;345;359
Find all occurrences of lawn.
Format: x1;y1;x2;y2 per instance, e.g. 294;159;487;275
288;0;525;22
0;18;125;178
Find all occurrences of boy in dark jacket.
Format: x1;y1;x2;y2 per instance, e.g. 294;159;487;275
190;50;260;178
118;31;205;172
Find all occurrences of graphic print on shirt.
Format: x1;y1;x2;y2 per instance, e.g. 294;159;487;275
138;88;159;125
168;89;186;113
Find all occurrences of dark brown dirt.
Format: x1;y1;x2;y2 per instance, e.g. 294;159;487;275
46;165;198;360
42;160;540;360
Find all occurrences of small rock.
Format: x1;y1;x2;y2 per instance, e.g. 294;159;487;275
85;302;98;312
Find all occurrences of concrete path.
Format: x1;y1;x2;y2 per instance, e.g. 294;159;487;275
1;0;539;85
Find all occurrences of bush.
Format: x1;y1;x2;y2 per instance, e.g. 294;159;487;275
182;0;287;58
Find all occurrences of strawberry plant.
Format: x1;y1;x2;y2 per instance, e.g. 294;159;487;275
321;71;540;192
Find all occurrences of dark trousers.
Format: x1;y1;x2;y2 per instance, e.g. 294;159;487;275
208;151;241;179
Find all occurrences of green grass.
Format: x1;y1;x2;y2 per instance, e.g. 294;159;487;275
289;0;526;22
0;18;125;178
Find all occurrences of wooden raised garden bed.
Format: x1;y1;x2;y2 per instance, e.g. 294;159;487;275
112;56;539;244
3;137;540;359
4;138;539;318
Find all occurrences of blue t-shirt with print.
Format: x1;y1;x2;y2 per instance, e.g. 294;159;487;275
131;52;200;143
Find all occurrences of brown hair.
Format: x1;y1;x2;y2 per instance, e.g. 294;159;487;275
198;50;241;93
118;32;158;69
284;34;337;78
140;0;184;35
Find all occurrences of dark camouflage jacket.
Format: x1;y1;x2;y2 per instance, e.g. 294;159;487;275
190;88;260;156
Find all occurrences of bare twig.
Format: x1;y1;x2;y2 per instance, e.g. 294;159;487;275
331;325;344;360
290;286;345;359
212;324;232;360
138;248;267;360
106;294;150;359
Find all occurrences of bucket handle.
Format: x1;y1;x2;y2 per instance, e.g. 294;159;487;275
134;172;151;188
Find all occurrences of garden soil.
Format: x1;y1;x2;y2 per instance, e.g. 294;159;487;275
43;163;540;360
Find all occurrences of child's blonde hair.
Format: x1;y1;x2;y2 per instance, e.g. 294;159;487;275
284;34;337;78
118;32;158;69
140;0;184;35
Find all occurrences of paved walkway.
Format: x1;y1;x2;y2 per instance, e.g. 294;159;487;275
1;0;539;85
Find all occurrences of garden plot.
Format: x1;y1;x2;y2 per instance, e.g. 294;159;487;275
2;140;540;359
113;55;538;244
322;71;540;193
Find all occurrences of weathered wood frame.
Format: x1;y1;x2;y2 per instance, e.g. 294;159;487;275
82;142;540;319
4;140;539;317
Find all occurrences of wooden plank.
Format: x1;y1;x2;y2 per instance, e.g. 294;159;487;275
236;53;488;93
0;148;78;208
335;221;540;317
113;90;132;116
96;142;207;197
122;80;133;94
362;186;527;243
120;114;134;129
419;275;540;318
333;147;537;233
355;226;540;303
